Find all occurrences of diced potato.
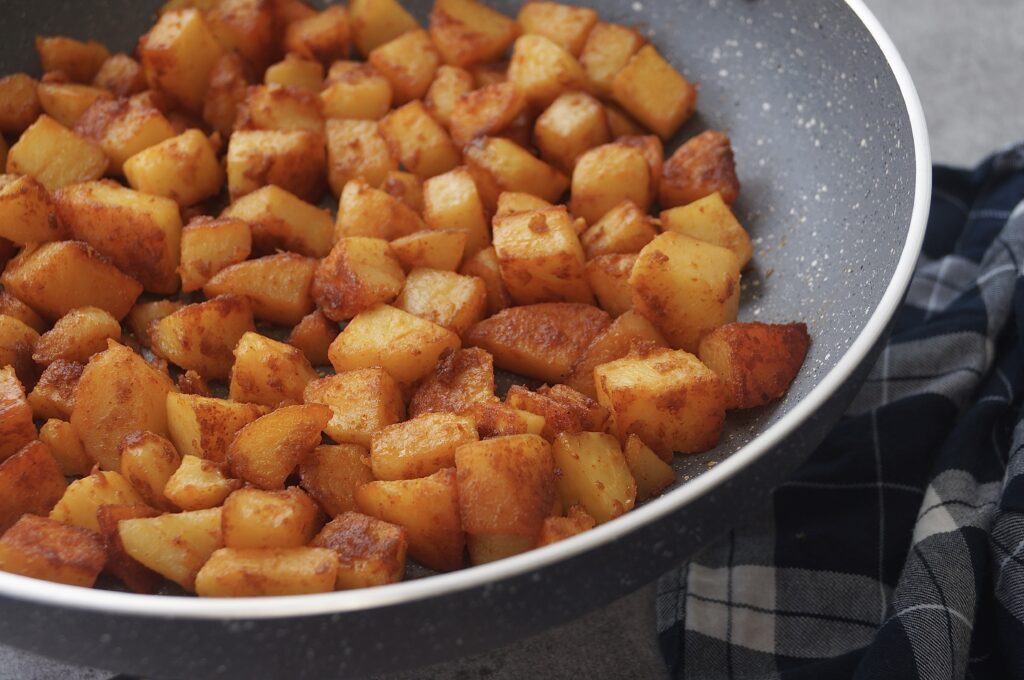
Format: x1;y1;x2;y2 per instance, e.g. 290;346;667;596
139;9;224;113
349;0;420;57
697;322;810;410
74;93;177;175
507;34;586;106
223;487;322;549
166;393;269;464
320;63;393;120
465;302;610;383
28;360;82;421
95;503;162;593
0;515;105;588
579;22;645;97
39;419;92;476
422;166;490;255
126;300;184;347
0;74;42;134
537;505;595;546
566;309;669;399
37;82;113;128
123;129;223;207
272;0;318;24
381;170;424;211
265;54;324;92
54;180;182;294
71;342;175;471
392;230;468;272
469;60;508;88
623;434;675;501
178;217;252;293
119;431;182;511
163;455;241;511
355;468;464;572
581;200;657;259
465;402;545;439
408;347;496;417
570;143;650;224
312;237;406;322
0;241;142;321
118;507;223;592
49;469;145;532
459;245;511;315
335;178;426;241
177;370;210;397
395;268;487;337
195;547;339;597
604;103;644;138
202;52;249;135
283;6;350;64
222;184;332;258
379;100;461;179
312;512;407;589
371;412;478;481
660;192;752;269
617;134;663;203
449;82;526;149
36;36;111;83
32;306;121;366
462;533;533;564
6;115;107;192
368;30;439;104
630;232;740;351
612;45;696;140
238;84;324;133
492;207;591;305
151;296;255;379
226;129;326;203
518;2;597;57
425;65;474;127
463;136;568;211
0;291;46;333
229;331;318;407
287;311;339;366
585;247;640;319
505;383;608;440
299;444;374;517
551;432;635;524
303;368;405;447
659;130;740;208
0;174;62;245
429;0;520;68
325;120;397;196
93;54;147;96
0;314;39;387
534;92;610;173
204;253;318;326
227;404;332;489
0;441;67;533
328;304;462;387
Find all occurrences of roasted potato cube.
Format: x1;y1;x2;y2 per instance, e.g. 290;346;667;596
127;300;184;347
118;507;223;592
36;36;110;83
312;237;406;322
206;0;278;71
321;63;393;120
123;129;224;207
178;217;252;293
422;166;490;255
222;184;332;258
299;444;374;517
39;419;92;476
0;441;67;533
350;0;420;56
95;503;162;594
392;230;468;272
238;84;324;133
459;245;511;315
119;431;182;511
229;331;318;407
534;92;610;173
28;360;82;421
449;82;526;149
177;370;211;397
0;315;39;388
49;469;145;532
74;93;177;175
0;291;46;333
469;59;508;87
325;120;397;196
138;9;224;113
0;241;142;321
604;103;644;138
93;54;147;97
265;54;324;92
463;136;568;210
226;129;326;203
195;547;339;597
312;512;406;589
227;404;332;489
518;2;597;57
163;455;242;511
425;65;474;127
54;180;182;294
271;0;318;24
537;504;595;545
379;100;461;179
408;347;496;417
166;393;269;464
465;402;545;439
335;178;426;241
505;384;608;440
328;304;462;387
355;467;464;572
395;268;487;337
72;342;174;471
223;487;322;549
287;311;339;366
371;412;478;480
566;309;669;399
32;306;121;366
492;206;591;305
570;143;650;224
303;368;405;447
429;0;520;68
0;515;105;588
202;52;250;136
582;201;655;259
612;45;695;140
630;232;740;352
579;22;645;97
660;192;752;269
465;302;610;383
151;296;255;379
660;130;740;208
507;34;586;106
284;6;350;64
368;29;439;104
6;115;107;192
551;432;635;524
0;74;42;134
381;170;424;211
37;82;113;128
698;322;810;410
0;174;62;245
617;134;663;202
623;434;675;501
204;254;318;326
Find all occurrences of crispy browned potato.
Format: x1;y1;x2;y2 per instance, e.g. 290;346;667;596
37;82;113;128
325;119;397;195
238;84;325;133
123;129;224;207
6;115;108;192
421;167;490;256
0;74;42;134
287;311;339;367
36;35;110;82
425;65;474;127
163;455;241;511
118;507;223;592
120;431;182;511
93;54;147;97
464;402;545;439
227;404;332;489
379;100;461;179
459;246;512;315
0;314;39;388
312;511;407;590
584;254;635;319
0;441;67;533
223;487;323;549
126;301;184;348
429;0;520;68
350;0;420;57
226;128;326;203
336;178;426;241
380;170;424;211
0;515;106;588
95;504;163;594
551;432;635;524
166;392;269;464
565;309;669;399
202;52;250;136
151;296;255;380
449;82;526;149
395;268;487;337
284;6;350;64
50;469;146;532
534;92;610;173
408;347;497;417
392;230;468;273
0;291;46;333
32;307;121;366
312;237;405;322
660;192;752;269
579;22;645;97
517;2;597;57
505;383;608;441
303;368;406;447
581;200;657;259
205;0;277;72
495;191;553;218
537;504;595;546
321;63;392;122
265;54;324;92
611;45;696;140
222;183;333;258
299;444;374;518
39;419;92;476
195;547;339;597
623;434;675;501
178;217;252;293
0;174;63;245
74;93;176;175
369;30;440;104
204;253;318;327
138;9;224;113
570;143;651;224
463;136;568;211
371;412;479;481
660;130;740;208
507;34;586;106
229;331;318;407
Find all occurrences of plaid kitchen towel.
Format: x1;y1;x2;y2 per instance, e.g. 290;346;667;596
657;142;1024;680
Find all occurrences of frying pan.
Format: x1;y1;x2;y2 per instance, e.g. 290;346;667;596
0;0;930;677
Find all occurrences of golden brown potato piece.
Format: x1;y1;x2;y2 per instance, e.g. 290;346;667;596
303;368;405;448
395;268;488;337
6;115;107;192
37;82;113;128
312;237;406;322
617;134;663;202
534;92;610;173
355;467;464;572
205;0;277;72
613;46;697;139
118;507;223;592
326;120;397;197
321;62;393;120
71;342;175;471
429;0;520;68
163;455;242;511
126;300;184;348
335;178;425;243
74;92;176;175
287;311;339;367
123;129;224;207
227;404;332;489
151;296;255;380
32;307;119;366
517;2;597;57
392;230;468;273
581;200;657;259
238;83;324;133
660;130;740;208
463;137;568;211
93;54;147;97
371;412;479;481
229;331;318;407
95;503;163;594
223;183;333;258
178;217;252;293
202;52;250;136
0;74;42;134
166;392;270;464
570;143;650;224
537;505;596;546
299;444;374;518
465;302;611;383
350;0;420;57
579;22;645;97
505;383;608;441
0;291;46;333
49;469;145;532
195;547;339;597
0;441;67;533
138;9;224;113
0;314;39;388
551;432;635;524
39;419;92;476
222;487;322;549
460;246;512;315
176;370;210;397
119;431;182;512
698;322;810;410
265;54;324;92
379;100;461;179
623;434;675;501
408;347;497;418
495;191;553;219
507;34;586;106
585;251;636;317
449;82;526;149
226;129;326;203
380;170;424;211
0;515;105;588
0;174;63;245
36;35;110;83
27;360;82;421
660;192;752;269
203;253;317;326
284;6;350;64
422;167;490;256
565;309;669;399
630;231;740;352
464;402;545;439
312;511;407;589
369;29;440;104
425;65;474;127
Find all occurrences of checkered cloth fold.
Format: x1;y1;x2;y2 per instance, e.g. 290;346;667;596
657;143;1024;680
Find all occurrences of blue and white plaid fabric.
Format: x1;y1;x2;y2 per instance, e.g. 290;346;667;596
657;143;1024;679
